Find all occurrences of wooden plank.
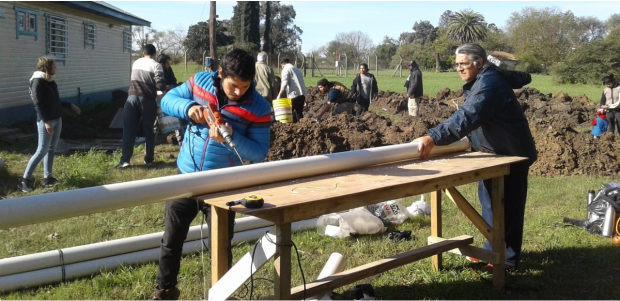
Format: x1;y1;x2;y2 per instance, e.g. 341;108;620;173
427;236;499;264
210;206;231;285
445;187;492;241
431;190;442;271
274;223;292;300
285;235;474;300
491;176;505;292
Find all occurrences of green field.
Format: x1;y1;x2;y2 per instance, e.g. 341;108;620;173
0;64;617;299
173;64;603;102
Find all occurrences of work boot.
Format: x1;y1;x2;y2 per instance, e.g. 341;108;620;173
153;285;180;300
115;162;130;169
17;178;33;192
43;176;58;187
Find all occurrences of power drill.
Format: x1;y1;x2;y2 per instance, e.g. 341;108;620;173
225;195;265;209
203;103;244;164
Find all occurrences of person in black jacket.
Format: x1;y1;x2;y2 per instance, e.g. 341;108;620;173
18;57;81;192
415;43;537;272
405;60;423;116
350;63;378;115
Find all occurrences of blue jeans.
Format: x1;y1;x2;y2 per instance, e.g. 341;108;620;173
23;118;62;180
478;168;529;267
121;95;157;163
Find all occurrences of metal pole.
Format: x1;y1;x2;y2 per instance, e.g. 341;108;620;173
375;54;378;76
209;1;218;70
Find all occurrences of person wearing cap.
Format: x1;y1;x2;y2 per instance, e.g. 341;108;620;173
600;73;620;136
405;60;423;116
591;108;609;139
314;78;358;121
255;52;277;101
278;58;307;121
350;63;379;115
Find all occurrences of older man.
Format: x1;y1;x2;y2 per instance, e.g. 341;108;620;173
278;58;306;121
254;52;276;101
415;43;537;272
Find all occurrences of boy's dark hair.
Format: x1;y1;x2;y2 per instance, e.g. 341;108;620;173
221;49;255;82
317;78;330;87
603;73;615;84
360;63;369;70
280;58;291;65
158;54;170;65
143;44;156;56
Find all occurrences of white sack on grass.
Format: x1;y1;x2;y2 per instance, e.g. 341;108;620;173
407;195;431;216
317;208;386;238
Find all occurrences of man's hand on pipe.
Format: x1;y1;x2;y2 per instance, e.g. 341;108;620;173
413;136;435;159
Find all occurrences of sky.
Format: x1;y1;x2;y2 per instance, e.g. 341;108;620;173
110;0;619;53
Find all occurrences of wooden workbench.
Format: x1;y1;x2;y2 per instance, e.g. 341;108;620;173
198;151;527;299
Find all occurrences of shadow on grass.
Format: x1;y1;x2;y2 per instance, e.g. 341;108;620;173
334;245;620;300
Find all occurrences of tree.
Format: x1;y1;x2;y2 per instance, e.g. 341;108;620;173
479;25;512;53
376;36;398;68
431;28;457;72
391;41;435;70
438;10;453;29
447;9;487;43
574;16;605;43
606;13;620;34
262;1;272;52
232;1;261;51
412;21;437;45
184;21;233;62
261;2;303;54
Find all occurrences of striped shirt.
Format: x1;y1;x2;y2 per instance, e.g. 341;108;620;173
128;57;164;100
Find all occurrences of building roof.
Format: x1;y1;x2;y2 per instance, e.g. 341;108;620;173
54;1;150;26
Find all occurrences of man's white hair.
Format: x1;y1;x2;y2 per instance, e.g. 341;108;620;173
257;52;267;62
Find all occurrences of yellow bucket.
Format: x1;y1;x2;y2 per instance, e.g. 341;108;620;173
272;98;293;123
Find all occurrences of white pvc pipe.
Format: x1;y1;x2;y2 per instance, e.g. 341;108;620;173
310;252;347;300
0;218;318;292
0;216;273;277
0;139;469;230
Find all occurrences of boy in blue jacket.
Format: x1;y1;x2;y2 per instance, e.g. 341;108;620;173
154;49;272;300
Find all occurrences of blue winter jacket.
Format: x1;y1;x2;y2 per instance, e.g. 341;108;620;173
161;71;272;173
428;66;537;171
591;117;608;137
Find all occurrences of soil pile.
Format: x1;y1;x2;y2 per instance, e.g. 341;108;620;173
268;87;620;177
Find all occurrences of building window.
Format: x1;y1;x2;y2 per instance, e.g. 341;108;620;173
123;30;132;52
84;22;96;48
46;14;68;61
14;7;38;40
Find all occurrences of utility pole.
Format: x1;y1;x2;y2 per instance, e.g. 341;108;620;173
209;1;217;70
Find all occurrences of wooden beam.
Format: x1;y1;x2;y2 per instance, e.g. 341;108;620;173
491;176;505;292
431;190;442;271
211;206;230;285
274;223;292;300
284;235;474;300
427;236;499;264
445;187;492;241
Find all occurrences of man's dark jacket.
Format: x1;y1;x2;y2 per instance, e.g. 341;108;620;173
351;73;378;103
428;66;537;170
406;65;423;98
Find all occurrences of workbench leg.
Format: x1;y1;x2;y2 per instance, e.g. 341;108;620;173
274;222;292;300
431;190;442;272
491;176;506;292
210;206;230;286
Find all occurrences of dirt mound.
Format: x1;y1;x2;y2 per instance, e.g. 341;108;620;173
267;87;620;177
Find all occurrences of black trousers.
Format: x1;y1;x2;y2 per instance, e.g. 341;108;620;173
156;198;235;289
606;110;620;135
291;95;305;122
356;97;370;116
478;168;529;267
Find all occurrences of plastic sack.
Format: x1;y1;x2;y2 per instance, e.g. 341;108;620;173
317;207;387;238
366;198;410;225
407;195;431;216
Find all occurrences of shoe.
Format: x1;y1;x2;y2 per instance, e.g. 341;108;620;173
115;162;130;169
17;178;33;192
481;263;515;274
153;285;180;300
43;177;58;187
144;160;154;167
466;256;481;263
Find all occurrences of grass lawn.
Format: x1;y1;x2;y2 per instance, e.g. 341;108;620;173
173;64;604;102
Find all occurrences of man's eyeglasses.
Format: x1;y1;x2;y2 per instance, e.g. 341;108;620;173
454;62;472;69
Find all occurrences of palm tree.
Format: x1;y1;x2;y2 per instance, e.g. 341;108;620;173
447;10;487;44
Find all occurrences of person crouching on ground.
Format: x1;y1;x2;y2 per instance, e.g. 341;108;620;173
314;78;360;121
152;49;272;300
18;56;81;192
592;108;609;139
